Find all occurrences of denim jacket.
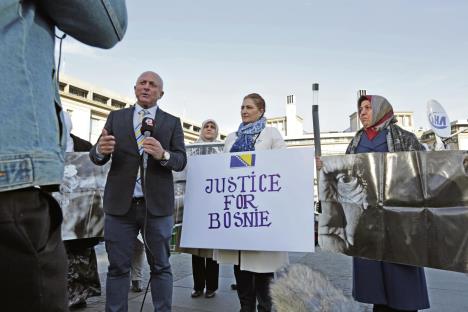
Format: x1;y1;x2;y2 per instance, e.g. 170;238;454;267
0;0;127;192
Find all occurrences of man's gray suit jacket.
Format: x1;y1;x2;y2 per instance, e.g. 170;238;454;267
90;106;187;217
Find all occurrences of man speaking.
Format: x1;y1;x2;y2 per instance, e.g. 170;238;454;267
90;71;187;312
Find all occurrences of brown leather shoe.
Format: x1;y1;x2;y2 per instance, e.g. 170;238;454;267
191;290;203;298
205;290;216;298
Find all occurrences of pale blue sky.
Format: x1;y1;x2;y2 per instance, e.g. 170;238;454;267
59;0;468;133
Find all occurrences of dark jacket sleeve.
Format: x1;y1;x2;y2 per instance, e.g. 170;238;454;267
162;117;187;172
89;112;113;165
38;0;127;48
403;131;425;151
71;134;92;152
392;125;425;152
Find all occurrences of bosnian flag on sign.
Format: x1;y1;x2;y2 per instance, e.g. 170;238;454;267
230;153;256;168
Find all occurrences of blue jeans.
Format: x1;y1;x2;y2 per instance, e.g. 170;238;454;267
104;199;173;312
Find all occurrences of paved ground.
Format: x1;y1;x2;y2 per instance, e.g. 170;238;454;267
77;243;468;311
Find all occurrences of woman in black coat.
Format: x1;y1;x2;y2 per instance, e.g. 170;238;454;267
190;119;221;299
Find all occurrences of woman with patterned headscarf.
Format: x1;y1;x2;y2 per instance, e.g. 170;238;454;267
349;95;430;312
214;93;288;312
196;119;219;143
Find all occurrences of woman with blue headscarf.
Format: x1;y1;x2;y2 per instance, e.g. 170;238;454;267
214;93;288;312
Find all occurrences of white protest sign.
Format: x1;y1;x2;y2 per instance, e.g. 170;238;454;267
180;147;315;252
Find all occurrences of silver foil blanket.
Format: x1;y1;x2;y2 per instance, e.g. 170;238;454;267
56;145;224;242
318;150;468;273
54;152;109;240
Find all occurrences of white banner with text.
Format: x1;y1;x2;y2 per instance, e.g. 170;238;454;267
180;147;315;252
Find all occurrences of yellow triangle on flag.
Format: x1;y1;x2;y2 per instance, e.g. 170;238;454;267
239;154;253;166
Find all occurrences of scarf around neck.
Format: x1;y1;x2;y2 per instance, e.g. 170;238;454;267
230;117;266;152
364;110;396;140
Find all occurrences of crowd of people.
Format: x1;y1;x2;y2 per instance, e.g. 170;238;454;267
0;2;438;312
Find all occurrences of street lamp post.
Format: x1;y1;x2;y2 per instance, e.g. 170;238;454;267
312;83;321;157
312;83;321;214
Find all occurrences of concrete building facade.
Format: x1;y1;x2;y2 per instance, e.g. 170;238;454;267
420;120;468;150
267;94;417;155
58;75;225;144
267;95;304;139
59;76;426;155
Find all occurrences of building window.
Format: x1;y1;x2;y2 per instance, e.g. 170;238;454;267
183;122;191;129
93;93;109;105
59;82;66;92
90;117;106;144
111;99;126;109
193;126;201;133
397;116;403;125
69;85;88;98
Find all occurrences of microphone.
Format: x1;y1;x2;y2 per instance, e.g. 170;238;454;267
141;117;155;171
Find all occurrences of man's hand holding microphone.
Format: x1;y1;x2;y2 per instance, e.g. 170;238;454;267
140;117;168;161
142;138;166;160
97;124;168;160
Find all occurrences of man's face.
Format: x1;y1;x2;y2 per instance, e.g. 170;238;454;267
134;72;163;108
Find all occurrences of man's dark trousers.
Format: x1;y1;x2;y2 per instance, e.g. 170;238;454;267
0;188;68;312
105;198;173;312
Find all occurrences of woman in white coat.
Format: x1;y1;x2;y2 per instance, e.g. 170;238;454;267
215;93;288;312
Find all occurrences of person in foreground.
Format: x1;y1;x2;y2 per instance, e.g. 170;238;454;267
214;93;288;312
349;95;430;312
0;1;126;311
190;119;221;299
90;71;187;312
